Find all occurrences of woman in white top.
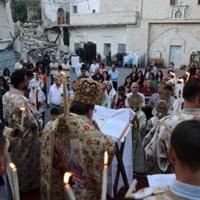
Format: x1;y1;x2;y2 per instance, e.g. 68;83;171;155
105;81;116;107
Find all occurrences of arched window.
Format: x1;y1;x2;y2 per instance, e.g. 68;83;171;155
175;10;182;18
57;8;65;24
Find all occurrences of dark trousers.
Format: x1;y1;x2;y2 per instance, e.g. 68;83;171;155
112;81;118;91
50;104;63;115
50;75;54;85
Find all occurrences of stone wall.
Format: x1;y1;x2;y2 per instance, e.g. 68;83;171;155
42;0;70;27
148;23;200;67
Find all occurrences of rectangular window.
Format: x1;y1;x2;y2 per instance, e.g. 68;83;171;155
104;43;111;56
73;5;77;14
198;0;200;5
118;44;126;54
170;0;178;5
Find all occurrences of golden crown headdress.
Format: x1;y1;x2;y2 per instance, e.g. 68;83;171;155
74;78;102;105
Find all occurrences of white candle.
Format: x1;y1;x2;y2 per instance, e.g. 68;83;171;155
9;163;20;200
101;151;108;200
20;107;25;128
125;179;138;198
64;172;76;200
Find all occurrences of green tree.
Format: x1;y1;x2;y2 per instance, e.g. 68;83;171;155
28;0;40;7
10;0;28;23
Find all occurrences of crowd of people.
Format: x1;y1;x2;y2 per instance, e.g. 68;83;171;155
0;55;199;200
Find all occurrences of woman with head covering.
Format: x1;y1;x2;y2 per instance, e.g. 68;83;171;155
105;81;116;107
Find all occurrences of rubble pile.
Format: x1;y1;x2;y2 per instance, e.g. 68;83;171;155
16;22;69;63
20;22;49;51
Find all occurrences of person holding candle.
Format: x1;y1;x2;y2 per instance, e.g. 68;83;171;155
41;78;115;200
2;70;43;195
0;123;20;200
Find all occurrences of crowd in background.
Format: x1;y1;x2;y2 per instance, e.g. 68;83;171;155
1;57;199;138
0;54;200;199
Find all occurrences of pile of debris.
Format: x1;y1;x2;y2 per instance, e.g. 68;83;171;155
16;22;68;63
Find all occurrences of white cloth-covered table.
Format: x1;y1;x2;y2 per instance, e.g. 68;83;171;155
93;105;135;196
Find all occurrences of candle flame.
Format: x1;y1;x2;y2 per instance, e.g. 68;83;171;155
64;172;72;184
9;163;16;169
20;107;25;112
9;163;17;171
104;151;108;166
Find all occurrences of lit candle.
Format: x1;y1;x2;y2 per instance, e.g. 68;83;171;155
64;172;76;200
19;106;25;128
186;72;190;82
9;163;20;200
101;151;108;200
125;179;138;198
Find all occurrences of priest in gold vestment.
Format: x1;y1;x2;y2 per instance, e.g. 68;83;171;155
41;78;115;200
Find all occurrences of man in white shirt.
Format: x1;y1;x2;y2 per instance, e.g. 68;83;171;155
126;82;145;107
90;60;99;76
109;64;119;91
49;59;59;85
48;76;63;113
14;59;23;70
61;58;71;78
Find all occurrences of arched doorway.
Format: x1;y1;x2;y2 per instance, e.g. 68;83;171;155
57;8;65;24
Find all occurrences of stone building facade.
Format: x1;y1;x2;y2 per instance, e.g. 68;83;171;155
0;0;14;50
41;0;70;27
69;0;139;61
141;0;200;68
41;0;200;68
69;0;200;68
0;0;17;72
